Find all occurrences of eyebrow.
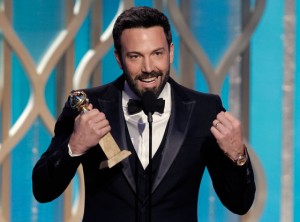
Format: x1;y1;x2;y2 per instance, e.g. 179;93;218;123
126;47;166;55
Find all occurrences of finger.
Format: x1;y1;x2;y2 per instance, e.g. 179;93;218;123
224;112;241;128
224;113;242;133
224;112;236;121
94;124;111;137
80;109;96;120
79;104;93;115
213;119;221;128
213;115;228;132
97;119;110;129
84;108;102;120
91;112;108;125
210;126;223;139
213;120;229;136
216;112;232;128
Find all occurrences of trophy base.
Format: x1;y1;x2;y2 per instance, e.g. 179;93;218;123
99;150;132;169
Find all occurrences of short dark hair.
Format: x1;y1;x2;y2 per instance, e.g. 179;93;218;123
113;6;172;54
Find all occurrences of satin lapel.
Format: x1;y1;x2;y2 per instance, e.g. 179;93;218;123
96;83;136;193
152;90;195;192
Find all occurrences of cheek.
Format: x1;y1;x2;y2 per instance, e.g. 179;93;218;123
123;61;141;78
155;57;170;70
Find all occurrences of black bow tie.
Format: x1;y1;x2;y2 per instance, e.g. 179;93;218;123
127;98;165;115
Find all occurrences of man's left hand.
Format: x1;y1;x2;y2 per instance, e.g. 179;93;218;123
210;111;245;161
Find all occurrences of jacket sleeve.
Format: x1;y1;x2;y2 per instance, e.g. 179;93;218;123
205;96;256;215
32;101;82;203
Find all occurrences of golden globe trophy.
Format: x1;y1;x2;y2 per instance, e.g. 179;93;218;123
69;90;131;169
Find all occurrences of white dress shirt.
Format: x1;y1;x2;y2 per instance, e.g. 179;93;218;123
122;82;171;169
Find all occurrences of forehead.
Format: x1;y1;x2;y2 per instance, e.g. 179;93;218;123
120;26;168;51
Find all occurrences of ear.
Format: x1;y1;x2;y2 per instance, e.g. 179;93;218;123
169;43;174;64
114;50;123;69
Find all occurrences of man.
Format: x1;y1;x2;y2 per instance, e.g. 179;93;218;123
32;6;255;222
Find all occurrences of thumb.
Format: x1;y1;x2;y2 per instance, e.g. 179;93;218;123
87;103;93;110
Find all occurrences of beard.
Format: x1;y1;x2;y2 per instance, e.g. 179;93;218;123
125;68;170;98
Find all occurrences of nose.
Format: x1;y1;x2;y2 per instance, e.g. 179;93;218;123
141;57;154;73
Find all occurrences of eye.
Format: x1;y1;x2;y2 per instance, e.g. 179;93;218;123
154;51;163;56
128;54;140;60
153;49;166;58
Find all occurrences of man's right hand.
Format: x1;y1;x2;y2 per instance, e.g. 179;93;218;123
69;104;111;155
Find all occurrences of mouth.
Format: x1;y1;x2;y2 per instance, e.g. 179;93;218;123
137;72;162;82
139;76;157;83
137;75;161;93
129;71;164;96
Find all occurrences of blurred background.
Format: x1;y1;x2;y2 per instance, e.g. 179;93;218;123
0;0;299;221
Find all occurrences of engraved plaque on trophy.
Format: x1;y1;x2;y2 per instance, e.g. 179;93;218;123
69;91;131;169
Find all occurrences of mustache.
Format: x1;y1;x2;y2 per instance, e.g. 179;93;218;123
135;71;163;80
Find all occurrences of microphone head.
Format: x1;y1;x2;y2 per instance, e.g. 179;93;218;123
142;91;156;115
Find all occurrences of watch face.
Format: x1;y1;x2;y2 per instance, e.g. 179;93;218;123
236;155;247;166
235;144;248;166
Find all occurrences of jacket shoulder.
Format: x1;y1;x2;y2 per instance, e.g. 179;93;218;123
169;77;220;101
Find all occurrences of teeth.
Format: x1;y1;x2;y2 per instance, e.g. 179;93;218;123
141;77;156;83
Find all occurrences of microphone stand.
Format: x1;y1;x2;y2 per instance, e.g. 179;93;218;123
142;91;156;222
147;112;153;222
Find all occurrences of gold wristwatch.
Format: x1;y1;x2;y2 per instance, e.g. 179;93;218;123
234;145;248;166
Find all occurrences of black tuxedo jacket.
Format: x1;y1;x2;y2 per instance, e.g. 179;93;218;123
32;75;255;222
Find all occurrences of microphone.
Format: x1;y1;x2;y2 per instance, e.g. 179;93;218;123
142;91;156;122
